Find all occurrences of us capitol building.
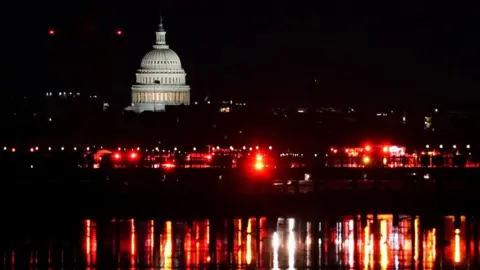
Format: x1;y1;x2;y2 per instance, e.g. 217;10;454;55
126;17;190;113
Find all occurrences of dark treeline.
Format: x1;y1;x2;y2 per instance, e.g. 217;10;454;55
0;95;479;151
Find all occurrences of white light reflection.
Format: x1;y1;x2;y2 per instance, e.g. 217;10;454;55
288;218;295;269
306;222;312;267
273;232;279;269
392;225;400;270
348;220;354;267
336;222;342;265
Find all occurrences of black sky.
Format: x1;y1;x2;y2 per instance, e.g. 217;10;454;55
4;0;480;107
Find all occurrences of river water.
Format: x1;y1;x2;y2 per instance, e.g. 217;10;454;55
0;215;474;269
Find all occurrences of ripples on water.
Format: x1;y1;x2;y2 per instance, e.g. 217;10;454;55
0;215;474;269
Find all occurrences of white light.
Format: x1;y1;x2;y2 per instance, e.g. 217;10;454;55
193;147;196;151
288;218;295;231
3;147;6;151
174;147;178;151
118;147;121;151
467;144;471;149
137;147;140;151
86;147;90;151
269;146;272;150
256;146;259;150
48;147;52;151
435;108;438;112
453;145;457;149
216;146;220;150
242;146;246;150
73;147;77;151
439;144;443;149
314;153;318;157
48;118;52;122
61;147;64;151
272;231;279;249
30;165;34;169
426;144;429;149
386;146;396;152
229;146;234;151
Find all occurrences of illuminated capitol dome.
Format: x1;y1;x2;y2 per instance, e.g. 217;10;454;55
127;17;190;113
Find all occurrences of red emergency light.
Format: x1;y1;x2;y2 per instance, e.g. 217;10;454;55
253;153;265;171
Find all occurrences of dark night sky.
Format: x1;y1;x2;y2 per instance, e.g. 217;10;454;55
4;0;480;108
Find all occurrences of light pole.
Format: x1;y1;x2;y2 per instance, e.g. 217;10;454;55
154;80;160;112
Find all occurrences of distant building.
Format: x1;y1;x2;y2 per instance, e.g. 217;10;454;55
126;17;190;113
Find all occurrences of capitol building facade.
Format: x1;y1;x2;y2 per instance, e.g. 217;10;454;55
127;18;190;113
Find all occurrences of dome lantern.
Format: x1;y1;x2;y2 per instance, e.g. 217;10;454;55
154;16;169;49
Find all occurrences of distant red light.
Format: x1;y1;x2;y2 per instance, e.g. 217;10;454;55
130;152;137;159
163;163;175;169
383;146;389;153
205;155;212;160
365;145;371;152
30;148;34;152
48;29;55;35
116;29;122;36
114;153;121;160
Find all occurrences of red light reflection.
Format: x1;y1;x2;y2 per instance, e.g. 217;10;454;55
84;219;97;266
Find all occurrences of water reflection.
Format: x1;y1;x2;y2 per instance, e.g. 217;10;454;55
2;215;480;268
